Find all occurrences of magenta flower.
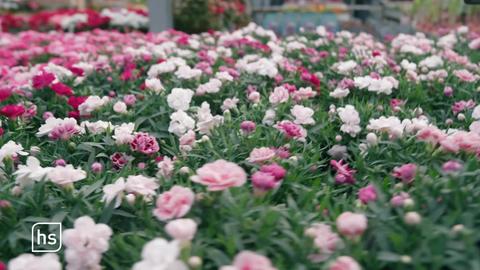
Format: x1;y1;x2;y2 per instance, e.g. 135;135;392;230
330;160;356;184
392;163;417;184
130;132;159;155
358;184;377;204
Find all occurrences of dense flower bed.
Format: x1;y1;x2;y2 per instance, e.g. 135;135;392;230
0;8;149;32
0;23;480;270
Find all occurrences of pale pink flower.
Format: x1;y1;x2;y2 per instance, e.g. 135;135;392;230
336;212;367;238
153;185;195;221
442;160;463;173
305;223;341;262
416;126;446;145
125;175;159;197
390;192;410;207
329;256;361;270
220;251;277;270
165;218;197;242
247;147;276;163
269;86;289;105
191;160;247;191
240;121;256;134
453;69;477;82
392;163;417;184
157;156;174;179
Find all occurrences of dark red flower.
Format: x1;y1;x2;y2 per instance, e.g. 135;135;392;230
0;104;26;119
51;82;73;96
0;88;12;102
67;96;88;110
32;72;55;89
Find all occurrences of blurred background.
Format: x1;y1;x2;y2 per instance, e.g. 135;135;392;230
1;0;479;37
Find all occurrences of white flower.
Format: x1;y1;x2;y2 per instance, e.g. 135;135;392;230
47;165;87;186
269;86;289;105
262;109;276;125
132;238;188;270
14;156;53;187
291;105;315;125
113;123;135;145
63;216;112;270
78;96;109;116
335;60;357;75
113;101;128;114
8;254;61;270
157;156;175;179
367;116;404;138
148;61;177;77
330;88;350;99
472;105;480;120
337;105;361;137
400;59;417;71
102;177;126;208
419;55;443;69
165;219;197;242
145;78;164;93
216;71;233;81
196;78;222;95
0;140;28;164
125;175;159;197
169;110;196;136
36;117;83;138
354;75;398;95
174;65;202;80
196;102;224;135
81;120;113;134
167;88;194;111
221;97;239;111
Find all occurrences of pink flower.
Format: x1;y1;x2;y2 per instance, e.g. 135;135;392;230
153;185;195;221
91;162;103;173
443;86;453;97
165;218;197;242
274;120;307;141
336;212;367;238
130;132;159;155
240;121;256;134
220;251;277;270
110;152;128;169
453;69;477;82
442;160;463;173
358;184;377;204
305;223;341;262
416;126;446;145
390;192;410;207
251;171;278;191
392;163;417;184
51;82;73;96
49;121;82;141
123;94;137;106
247;147;276;163
191;159;247;191
32;72;55;89
329;256;361;270
0;104;25;119
330;160;356;184
260;163;286;181
451;99;475;115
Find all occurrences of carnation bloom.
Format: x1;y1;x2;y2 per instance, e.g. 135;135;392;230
32;72;55;89
8;254;61;270
165;218;197;242
274;120;307;142
329;256;361;270
247;147;276;163
125;175;159;198
240;120;256;134
132;238;187;270
130;132;160;155
102;177;126;208
36;117;83;140
191;159;247;191
0;104;25;119
153;185;195;221
336;212;367;238
51;82;73;96
330;160;356;184
358;184;377;204
305;223;341;262
47;164;87;187
63;216;112;270
291;105;315;125
442;160;463;173
220;251;277;270
392;163;417;184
